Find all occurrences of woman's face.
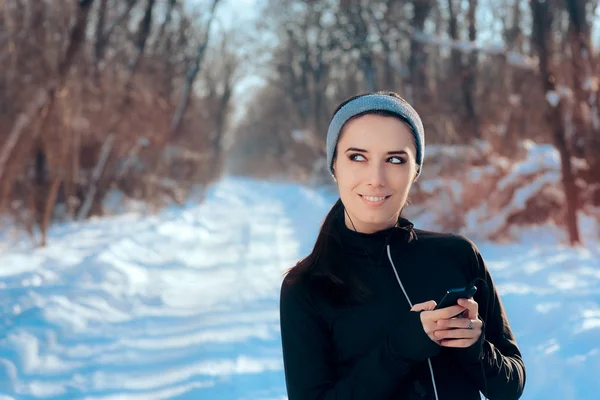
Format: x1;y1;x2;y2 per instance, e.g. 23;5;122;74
332;113;418;234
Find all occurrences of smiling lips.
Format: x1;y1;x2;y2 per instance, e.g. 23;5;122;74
359;194;391;206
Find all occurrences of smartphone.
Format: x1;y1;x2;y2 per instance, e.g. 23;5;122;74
434;284;477;311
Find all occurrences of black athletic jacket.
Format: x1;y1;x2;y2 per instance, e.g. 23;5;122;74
279;211;526;399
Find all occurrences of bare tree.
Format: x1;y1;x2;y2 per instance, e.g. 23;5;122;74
463;0;479;136
408;0;434;107
563;0;600;177
0;0;237;245
0;0;96;246
502;0;529;153
267;0;335;142
203;33;243;176
366;0;403;90
170;0;222;138
77;0;157;221
94;0;139;80
530;0;581;245
338;1;377;91
0;0;95;185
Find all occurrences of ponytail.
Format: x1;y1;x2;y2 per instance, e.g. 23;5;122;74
284;198;372;304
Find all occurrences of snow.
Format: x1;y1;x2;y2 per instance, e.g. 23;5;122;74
505;52;538;70
1;176;600;399
558;85;574;99
509;94;521;106
425;140;599;243
546;91;560;107
496;142;559;191
467;165;497;182
290;130;306;143
411;31;538;70
582;77;598;92
427;139;490;159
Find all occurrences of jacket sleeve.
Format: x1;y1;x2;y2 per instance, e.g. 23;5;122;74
448;240;526;400
279;277;441;400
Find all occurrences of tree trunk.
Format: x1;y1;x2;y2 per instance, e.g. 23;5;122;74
312;56;329;138
361;54;377;92
127;0;156;85
463;0;479;138
447;0;462;77
93;0;140;82
40;177;62;247
409;0;434;107
346;3;377;92
530;0;581;246
76;133;115;221
94;0;108;77
154;0;177;52
504;0;526;154
564;0;600;181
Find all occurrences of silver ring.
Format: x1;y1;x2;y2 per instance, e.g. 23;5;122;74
467;320;474;330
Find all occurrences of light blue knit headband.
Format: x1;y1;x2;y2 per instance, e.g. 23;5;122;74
326;93;425;178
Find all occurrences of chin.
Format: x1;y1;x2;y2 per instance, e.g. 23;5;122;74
359;211;396;225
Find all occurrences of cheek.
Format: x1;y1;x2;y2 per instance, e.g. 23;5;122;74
336;167;360;187
400;175;414;189
387;169;413;189
338;178;359;196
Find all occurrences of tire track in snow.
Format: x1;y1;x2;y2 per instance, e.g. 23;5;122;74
0;177;329;399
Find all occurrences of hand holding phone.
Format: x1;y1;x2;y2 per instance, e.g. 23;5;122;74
433;284;477;314
431;284;483;347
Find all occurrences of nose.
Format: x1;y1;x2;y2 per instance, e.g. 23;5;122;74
366;162;386;187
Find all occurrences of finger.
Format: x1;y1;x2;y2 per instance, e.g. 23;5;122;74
411;300;437;312
422;300;437;311
440;338;477;348
431;304;466;320
434;328;480;340
437;318;483;330
457;298;479;319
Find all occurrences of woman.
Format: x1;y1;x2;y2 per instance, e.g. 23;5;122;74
279;91;526;399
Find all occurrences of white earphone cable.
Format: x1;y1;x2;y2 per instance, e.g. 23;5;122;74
387;245;440;400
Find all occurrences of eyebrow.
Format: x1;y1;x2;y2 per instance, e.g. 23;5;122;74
344;147;408;155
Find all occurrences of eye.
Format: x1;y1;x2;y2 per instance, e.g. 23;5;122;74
349;153;366;161
388;156;405;164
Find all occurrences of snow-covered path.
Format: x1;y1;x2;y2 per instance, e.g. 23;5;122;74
1;176;599;399
0;178;324;400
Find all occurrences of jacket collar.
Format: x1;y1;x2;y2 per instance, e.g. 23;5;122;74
335;209;418;256
395;216;419;243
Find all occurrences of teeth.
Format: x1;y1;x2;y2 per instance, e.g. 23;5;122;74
364;196;386;202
